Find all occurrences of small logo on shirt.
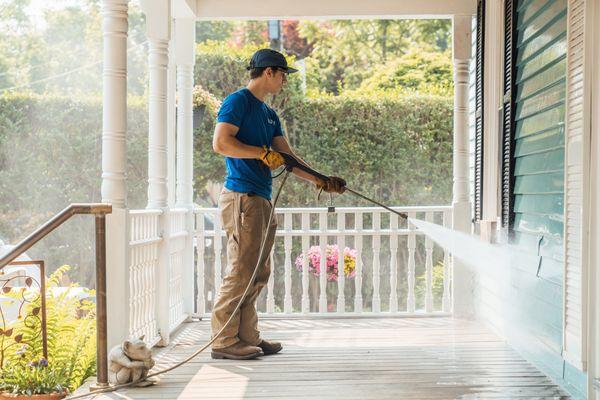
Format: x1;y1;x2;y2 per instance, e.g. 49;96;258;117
267;118;275;125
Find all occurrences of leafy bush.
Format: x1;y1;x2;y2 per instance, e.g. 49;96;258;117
1;266;97;392
0;357;68;396
356;50;453;96
195;41;267;99
194;41;304;108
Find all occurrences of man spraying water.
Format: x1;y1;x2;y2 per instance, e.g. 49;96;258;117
210;48;345;360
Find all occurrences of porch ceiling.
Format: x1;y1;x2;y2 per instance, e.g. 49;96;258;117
182;0;476;21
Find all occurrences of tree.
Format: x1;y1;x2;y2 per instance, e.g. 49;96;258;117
282;20;312;58
196;20;235;43
298;19;451;94
0;0;147;96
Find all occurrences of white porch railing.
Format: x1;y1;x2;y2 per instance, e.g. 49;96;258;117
168;208;188;332
194;206;453;317
128;209;162;345
124;205;453;347
127;207;192;347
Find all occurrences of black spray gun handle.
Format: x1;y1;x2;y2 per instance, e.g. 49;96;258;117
276;150;407;220
278;151;338;213
278;151;331;184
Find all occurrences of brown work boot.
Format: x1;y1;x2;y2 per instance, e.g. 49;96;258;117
211;341;264;360
257;339;282;355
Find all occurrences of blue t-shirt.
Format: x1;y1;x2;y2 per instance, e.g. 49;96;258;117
217;88;284;199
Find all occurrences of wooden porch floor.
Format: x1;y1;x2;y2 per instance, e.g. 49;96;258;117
90;317;570;399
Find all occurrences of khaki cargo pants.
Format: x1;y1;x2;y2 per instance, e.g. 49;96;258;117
211;188;277;349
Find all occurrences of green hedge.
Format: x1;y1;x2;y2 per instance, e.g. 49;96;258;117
0;93;148;284
194;92;453;207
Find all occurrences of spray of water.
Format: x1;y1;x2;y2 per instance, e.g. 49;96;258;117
408;218;508;269
407;217;541;316
408;217;539;270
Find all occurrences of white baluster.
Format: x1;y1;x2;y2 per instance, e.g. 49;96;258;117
319;212;328;313
337;212;345;314
407;212;416;313
213;212;222;301
150;232;158;337
372;212;381;313
141;242;147;336
130;242;136;336
425;212;434;313
283;213;293;314
196;212;206;316
389;213;399;313
144;241;150;337
267;246;275;314
354;212;363;313
135;218;141;336
442;210;452;312
301;213;310;313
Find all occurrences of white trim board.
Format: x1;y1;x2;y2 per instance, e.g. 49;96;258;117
192;0;476;20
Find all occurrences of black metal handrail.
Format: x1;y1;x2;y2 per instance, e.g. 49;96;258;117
0;203;112;388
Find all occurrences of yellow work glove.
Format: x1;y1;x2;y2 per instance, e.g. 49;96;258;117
316;176;346;194
258;146;285;170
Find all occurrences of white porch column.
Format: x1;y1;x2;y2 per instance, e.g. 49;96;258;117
146;30;170;209
167;23;177;208
175;19;195;208
452;15;474;319
141;0;172;345
174;18;196;317
101;0;130;351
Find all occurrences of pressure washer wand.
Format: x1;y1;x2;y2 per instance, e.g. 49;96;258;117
343;187;408;220
278;152;408;220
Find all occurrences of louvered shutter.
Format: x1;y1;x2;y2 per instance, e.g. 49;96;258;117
501;0;517;230
563;0;590;372
473;0;485;223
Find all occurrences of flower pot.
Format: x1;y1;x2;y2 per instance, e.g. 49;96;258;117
0;391;67;400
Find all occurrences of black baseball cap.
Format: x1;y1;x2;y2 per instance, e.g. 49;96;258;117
246;49;298;74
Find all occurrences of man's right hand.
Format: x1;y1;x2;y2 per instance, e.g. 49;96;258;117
316;176;346;194
258;146;285;170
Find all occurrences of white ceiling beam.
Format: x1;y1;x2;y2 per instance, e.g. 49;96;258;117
172;0;197;19
194;0;476;20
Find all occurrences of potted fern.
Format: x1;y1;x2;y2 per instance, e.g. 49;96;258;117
0;357;68;399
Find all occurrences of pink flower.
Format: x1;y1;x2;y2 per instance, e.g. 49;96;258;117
294;245;358;281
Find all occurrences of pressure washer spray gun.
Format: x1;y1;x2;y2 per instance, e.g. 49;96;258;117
277;151;408;220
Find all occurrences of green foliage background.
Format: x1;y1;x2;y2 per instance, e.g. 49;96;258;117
0;93;149;285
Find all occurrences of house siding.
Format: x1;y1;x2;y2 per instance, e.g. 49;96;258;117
487;0;588;397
